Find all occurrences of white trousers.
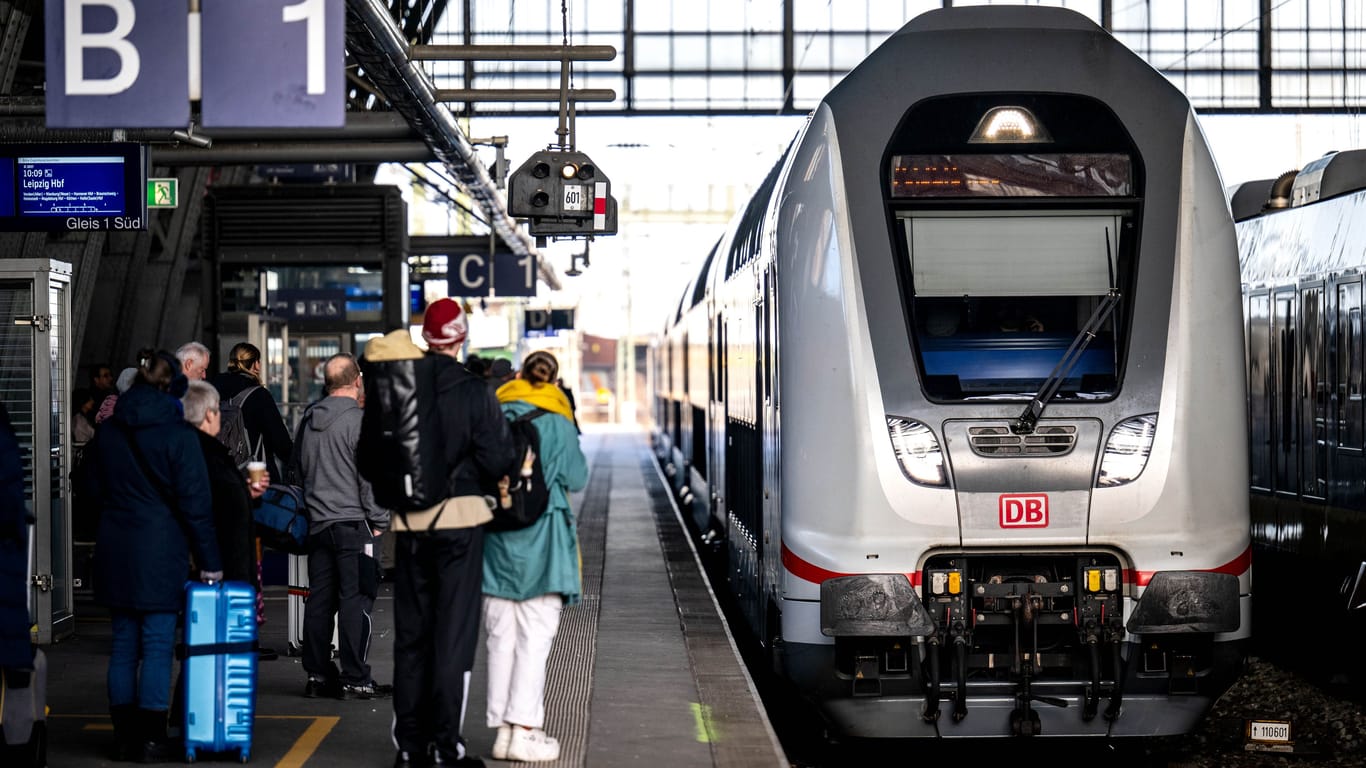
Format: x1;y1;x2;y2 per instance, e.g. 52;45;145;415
482;593;563;729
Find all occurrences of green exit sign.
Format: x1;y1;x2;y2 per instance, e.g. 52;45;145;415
147;178;178;209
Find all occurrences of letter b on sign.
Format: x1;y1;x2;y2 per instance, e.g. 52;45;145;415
999;493;1049;528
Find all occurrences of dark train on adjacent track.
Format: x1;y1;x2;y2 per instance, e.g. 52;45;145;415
648;5;1250;741
1232;150;1366;684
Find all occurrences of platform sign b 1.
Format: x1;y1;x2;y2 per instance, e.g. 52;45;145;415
44;0;343;129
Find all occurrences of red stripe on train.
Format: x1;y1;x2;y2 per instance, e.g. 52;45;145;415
784;542;1250;590
1125;545;1252;587
781;543;921;588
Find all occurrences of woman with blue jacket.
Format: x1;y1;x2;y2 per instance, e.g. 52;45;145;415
88;352;222;762
483;350;588;763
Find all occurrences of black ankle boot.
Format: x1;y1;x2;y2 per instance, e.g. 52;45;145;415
109;704;139;761
136;709;182;764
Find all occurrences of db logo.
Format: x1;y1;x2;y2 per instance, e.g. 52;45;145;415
999;493;1049;528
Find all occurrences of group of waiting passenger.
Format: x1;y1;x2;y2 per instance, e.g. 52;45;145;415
71;299;586;766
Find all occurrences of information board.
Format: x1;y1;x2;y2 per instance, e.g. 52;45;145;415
0;143;148;231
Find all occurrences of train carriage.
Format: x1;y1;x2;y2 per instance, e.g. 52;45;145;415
651;6;1250;739
1232;149;1366;685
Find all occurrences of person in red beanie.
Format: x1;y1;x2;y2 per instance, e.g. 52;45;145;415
388;297;517;768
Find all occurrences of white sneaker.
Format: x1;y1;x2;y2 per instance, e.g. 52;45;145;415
492;724;512;760
506;727;560;762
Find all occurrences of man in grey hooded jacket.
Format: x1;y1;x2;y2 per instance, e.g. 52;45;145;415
296;353;392;700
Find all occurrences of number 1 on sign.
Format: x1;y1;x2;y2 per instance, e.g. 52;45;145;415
518;254;535;289
283;0;327;95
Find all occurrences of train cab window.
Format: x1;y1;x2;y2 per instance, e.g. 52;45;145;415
885;94;1140;403
901;210;1126;401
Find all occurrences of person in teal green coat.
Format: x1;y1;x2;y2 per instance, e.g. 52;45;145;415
482;350;588;763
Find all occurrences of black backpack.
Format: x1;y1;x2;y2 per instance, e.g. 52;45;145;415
358;356;448;512
217;385;259;470
488;408;551;533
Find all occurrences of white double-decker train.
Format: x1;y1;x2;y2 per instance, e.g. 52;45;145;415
650;6;1251;740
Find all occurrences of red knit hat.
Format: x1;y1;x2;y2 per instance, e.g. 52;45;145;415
422;298;468;347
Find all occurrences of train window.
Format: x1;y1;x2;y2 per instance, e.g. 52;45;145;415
905;212;1121;297
1301;286;1326;498
901;210;1126;400
890;153;1133;198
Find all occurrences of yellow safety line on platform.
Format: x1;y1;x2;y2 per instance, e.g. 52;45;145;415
69;714;340;766
275;715;339;768
689;702;719;743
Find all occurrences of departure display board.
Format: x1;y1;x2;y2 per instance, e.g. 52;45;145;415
0;143;148;231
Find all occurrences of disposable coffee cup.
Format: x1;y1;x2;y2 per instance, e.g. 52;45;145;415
246;461;267;485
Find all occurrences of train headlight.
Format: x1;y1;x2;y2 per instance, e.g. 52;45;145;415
968;106;1052;144
887;416;948;487
1097;414;1158;487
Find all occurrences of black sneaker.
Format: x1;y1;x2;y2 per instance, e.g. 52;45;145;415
303;677;340;699
340;681;393;700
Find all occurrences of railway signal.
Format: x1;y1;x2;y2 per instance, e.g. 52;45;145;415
508;149;618;238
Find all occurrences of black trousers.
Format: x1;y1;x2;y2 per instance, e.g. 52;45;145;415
392;527;483;762
302;521;375;686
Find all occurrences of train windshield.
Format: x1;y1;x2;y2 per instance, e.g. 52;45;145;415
901;209;1126;401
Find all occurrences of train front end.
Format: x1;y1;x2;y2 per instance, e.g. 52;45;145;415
774;7;1251;738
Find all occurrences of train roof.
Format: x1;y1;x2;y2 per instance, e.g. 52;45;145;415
900;6;1102;35
1232;149;1366;222
1230;178;1276;222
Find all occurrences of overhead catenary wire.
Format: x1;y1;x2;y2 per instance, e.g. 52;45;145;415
402;164;491;228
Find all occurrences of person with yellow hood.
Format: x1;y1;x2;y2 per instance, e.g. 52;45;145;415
481;350;588;763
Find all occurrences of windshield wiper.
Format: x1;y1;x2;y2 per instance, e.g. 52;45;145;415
1012;288;1121;434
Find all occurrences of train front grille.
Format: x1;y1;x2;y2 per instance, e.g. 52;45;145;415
969;424;1077;457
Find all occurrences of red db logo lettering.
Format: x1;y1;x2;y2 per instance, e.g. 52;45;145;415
999;494;1049;528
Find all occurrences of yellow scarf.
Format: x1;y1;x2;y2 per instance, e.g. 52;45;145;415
496;379;575;421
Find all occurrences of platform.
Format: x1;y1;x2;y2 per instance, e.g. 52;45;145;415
42;426;786;767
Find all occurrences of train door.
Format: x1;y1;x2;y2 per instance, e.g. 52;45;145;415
1248;292;1272;492
1334;278;1364;507
1301;285;1327;499
709;311;726;535
1272;290;1299;496
723;282;763;628
760;266;781;637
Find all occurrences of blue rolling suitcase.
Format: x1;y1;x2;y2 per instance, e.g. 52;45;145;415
182;581;256;763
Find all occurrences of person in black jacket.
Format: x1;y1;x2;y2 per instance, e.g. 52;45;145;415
88;352;222;762
210;342;294;633
209;342;294;484
377;298;516;768
182;381;267;583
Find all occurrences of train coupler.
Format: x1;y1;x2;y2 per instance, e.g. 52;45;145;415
1010;660;1067;737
